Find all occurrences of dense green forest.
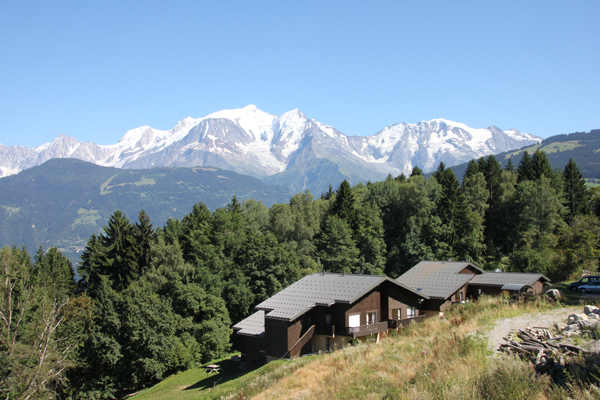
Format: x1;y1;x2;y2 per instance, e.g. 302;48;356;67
1;151;599;398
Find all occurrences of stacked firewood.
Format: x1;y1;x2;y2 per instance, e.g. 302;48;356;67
498;324;593;383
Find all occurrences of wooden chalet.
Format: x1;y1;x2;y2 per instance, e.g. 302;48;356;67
233;272;429;363
396;261;483;316
467;272;550;297
396;260;551;316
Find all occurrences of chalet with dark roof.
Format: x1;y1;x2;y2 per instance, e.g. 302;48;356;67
233;272;429;362
396;261;483;316
467;272;550;297
396;261;551;315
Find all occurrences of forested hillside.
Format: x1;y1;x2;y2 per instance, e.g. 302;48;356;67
1;151;599;398
448;128;600;180
0;159;292;261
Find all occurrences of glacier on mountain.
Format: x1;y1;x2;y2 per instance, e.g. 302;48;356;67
0;105;541;193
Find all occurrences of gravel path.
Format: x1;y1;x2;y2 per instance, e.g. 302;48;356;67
487;306;580;353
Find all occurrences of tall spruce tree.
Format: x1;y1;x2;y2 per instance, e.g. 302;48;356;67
563;158;591;217
517;151;533;182
332;180;357;230
463;159;480;182
97;210;138;293
505;157;515;172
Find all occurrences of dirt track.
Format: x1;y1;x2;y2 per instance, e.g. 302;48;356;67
487;306;580;353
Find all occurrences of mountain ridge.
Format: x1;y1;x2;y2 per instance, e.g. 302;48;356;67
0;105;542;194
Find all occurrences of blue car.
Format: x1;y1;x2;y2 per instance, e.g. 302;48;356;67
569;276;600;291
578;281;600;294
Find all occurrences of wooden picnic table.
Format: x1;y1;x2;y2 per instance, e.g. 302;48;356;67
204;364;220;373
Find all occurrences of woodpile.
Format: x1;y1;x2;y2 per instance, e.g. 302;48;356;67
498;306;600;384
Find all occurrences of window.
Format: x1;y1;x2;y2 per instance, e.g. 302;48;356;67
325;314;331;325
478;288;482;295
460;292;464;301
391;308;401;319
325;337;330;351
367;311;377;325
348;313;360;328
407;307;416;318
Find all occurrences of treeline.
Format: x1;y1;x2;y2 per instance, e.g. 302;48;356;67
2;150;600;398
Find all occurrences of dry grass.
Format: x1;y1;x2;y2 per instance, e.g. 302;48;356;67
215;295;600;400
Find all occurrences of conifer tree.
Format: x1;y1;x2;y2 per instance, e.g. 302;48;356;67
563;158;591;217
505;157;515;172
463;159;480;183
132;210;155;278
396;173;407;182
432;162;446;182
321;184;334;200
409;166;423;177
318;215;360;273
97;210;137;293
477;157;487;172
332;180;357;230
517;151;533;182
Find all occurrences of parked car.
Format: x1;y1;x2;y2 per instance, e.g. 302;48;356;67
569;276;600;291
578;281;600;293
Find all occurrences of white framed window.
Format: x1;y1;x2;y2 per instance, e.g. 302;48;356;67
348;313;361;328
366;311;377;325
391;308;401;319
407;306;416;318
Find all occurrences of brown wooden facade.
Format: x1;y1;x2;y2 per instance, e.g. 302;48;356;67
236;280;426;361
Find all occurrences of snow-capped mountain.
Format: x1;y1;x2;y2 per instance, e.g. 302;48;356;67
0;105;541;194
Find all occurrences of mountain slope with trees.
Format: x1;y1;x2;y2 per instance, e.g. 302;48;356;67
447;128;600;180
1;150;599;398
0;159;292;262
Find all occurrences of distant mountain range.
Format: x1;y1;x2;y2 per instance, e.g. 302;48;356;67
0;159;292;262
0;105;541;194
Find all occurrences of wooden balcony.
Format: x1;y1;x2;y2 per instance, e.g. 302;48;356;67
388;315;427;329
346;321;388;338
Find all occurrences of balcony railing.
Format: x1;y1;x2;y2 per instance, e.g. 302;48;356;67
346;321;388;338
388;315;427;329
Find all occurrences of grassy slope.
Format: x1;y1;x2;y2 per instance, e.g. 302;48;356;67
135;290;600;400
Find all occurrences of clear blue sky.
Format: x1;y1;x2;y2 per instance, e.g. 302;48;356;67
1;1;598;148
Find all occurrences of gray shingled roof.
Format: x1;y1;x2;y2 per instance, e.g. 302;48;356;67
252;273;428;322
232;310;265;337
396;261;483;299
470;272;550;287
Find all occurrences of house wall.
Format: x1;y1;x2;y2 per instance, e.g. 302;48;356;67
345;288;381;326
264;318;292;359
312;334;352;352
531;281;544;295
386;282;422;319
467;285;501;299
235;335;265;361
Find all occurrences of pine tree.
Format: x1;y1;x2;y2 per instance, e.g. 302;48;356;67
463;159;480;183
432;162;446;182
563;158;591;217
332;180;357;230
409;166;423;177
396;173;407;182
98;210;137;293
321;184;334;200
517;151;533;182
318;215;360;273
132;210;155;278
505;157;515;172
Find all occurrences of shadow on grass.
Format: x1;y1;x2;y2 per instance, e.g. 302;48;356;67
183;358;252;391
